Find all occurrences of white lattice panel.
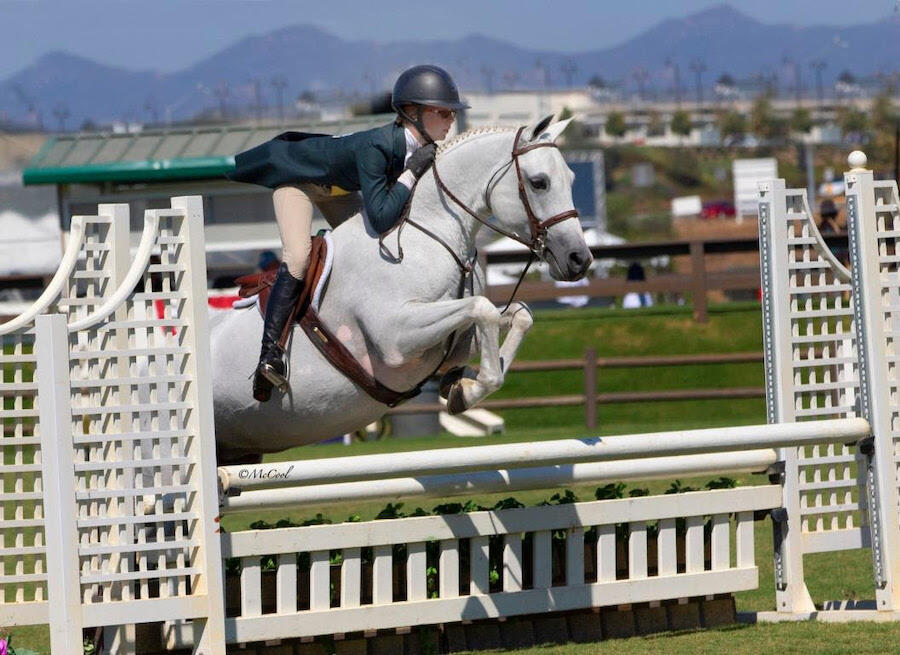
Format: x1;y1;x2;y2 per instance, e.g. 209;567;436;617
759;182;865;548
0;207;129;625
56;204;223;627
847;173;900;609
869;182;900;517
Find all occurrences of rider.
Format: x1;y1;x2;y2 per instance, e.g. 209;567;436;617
228;64;468;402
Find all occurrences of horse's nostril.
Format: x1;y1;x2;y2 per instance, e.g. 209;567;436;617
569;251;584;268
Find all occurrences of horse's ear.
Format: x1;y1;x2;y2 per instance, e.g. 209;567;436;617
543;117;573;142
529;114;555;141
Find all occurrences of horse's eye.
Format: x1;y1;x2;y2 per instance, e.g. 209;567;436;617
530;176;549;191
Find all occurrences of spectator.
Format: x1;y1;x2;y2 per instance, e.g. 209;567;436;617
623;262;653;309
818;199;840;234
258;250;280;273
818;198;849;265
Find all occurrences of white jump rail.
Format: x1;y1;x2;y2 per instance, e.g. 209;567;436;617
223;449;780;511
219;418;867;494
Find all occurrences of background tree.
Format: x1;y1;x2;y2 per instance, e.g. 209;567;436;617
750;95;785;142
838;106;869;141
646;110;665;137
871;91;898;134
670;110;692;139
714;73;737;102
718;110;746;144
588;75;607;90
789;107;813;134
605;111;626;139
836;70;859;100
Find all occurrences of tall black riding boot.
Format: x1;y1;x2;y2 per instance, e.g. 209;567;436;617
253;263;304;402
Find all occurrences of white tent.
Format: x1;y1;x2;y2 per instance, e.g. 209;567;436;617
0;210;61;276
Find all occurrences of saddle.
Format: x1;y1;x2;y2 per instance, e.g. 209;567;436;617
234;233;421;407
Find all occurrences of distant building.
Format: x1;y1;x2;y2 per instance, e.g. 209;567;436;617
464;89;599;128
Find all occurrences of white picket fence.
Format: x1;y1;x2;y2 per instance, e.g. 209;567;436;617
1;152;899;654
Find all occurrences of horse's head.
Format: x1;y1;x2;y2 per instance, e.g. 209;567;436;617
488;115;593;281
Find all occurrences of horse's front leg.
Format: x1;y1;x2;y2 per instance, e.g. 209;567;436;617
439;301;534;408
497;301;534;375
392;295;502;413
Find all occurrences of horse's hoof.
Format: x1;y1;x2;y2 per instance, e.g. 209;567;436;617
439;367;465;399
440;366;475;400
446;382;468;415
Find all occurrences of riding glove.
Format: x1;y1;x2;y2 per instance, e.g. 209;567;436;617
406;143;437;178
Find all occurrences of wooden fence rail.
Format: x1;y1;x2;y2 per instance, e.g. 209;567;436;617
484;234;850;323
387;350;766;429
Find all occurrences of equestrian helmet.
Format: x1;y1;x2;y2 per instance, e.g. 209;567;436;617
392;65;469;111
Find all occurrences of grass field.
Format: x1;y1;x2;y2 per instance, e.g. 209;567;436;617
7;302;893;653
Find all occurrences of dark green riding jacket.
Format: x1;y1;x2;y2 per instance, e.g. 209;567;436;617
227;122;410;233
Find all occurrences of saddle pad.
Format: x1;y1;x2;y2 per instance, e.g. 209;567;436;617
232;231;334;348
233;232;333;315
233;231;424;407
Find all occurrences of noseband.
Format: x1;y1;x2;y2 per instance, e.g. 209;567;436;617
431;125;580;257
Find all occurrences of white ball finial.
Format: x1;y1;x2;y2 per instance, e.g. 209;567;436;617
848;150;867;170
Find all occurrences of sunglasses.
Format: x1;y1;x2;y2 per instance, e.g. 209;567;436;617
425;107;456;120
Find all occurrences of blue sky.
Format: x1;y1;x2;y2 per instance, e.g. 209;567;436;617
1;0;897;79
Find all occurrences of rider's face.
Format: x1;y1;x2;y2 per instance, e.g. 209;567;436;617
420;106;456;141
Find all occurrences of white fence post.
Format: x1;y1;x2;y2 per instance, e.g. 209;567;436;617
170;196;228;650
845;154;900;611
757;178;815;613
35;314;83;653
98;203;138;653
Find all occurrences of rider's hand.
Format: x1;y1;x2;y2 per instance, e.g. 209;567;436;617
406;143;437;178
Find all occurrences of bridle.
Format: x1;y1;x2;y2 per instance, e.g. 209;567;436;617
431;125;580;258
379;125;580;310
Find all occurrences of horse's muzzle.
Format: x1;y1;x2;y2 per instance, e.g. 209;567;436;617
566;247;593;280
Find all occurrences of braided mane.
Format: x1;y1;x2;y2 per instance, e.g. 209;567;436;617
435;125;516;160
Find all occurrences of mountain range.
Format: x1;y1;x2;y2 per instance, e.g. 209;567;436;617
2;4;899;130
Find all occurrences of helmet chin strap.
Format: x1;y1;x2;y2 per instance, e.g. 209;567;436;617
397;105;434;145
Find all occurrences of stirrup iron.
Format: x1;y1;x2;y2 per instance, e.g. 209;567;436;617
260;361;290;393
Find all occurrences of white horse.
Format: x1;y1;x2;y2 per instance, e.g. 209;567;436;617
209;116;592;463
